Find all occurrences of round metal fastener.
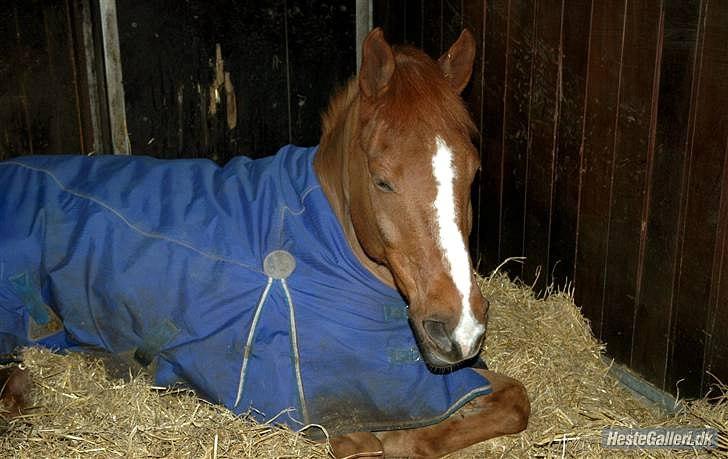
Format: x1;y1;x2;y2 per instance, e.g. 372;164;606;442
263;250;296;279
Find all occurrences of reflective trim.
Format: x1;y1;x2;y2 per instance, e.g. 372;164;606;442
340;380;493;432
280;278;309;423
234;277;274;407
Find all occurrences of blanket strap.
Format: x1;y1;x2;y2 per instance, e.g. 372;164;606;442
234;277;274;407
281;277;309;424
9;272;63;340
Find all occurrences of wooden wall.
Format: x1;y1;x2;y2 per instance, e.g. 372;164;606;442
116;0;355;163
375;0;728;399
0;0;99;159
0;0;356;163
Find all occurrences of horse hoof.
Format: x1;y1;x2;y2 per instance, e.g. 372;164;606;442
330;432;384;459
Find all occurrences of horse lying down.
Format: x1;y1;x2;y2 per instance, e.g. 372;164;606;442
0;28;529;457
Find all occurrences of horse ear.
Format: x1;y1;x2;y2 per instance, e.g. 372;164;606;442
438;29;476;94
359;28;395;99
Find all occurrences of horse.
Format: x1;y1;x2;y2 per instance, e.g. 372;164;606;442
0;28;529;457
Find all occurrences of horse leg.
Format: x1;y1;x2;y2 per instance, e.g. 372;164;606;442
375;370;529;457
330;431;384;458
0;365;31;419
330;370;529;458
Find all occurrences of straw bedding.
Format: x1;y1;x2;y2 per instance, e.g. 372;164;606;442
1;273;726;458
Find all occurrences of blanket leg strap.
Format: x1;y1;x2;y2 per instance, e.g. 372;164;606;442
9;272;63;341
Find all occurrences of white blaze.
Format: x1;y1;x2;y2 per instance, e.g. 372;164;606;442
431;136;484;354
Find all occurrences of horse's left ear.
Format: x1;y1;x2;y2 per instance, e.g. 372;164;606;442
438;29;476;94
359;28;396;99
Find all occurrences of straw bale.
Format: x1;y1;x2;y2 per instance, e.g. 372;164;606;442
1;274;725;458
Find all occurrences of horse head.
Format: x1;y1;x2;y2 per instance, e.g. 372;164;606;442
317;28;487;369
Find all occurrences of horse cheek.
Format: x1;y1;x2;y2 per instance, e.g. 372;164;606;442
349;189;384;261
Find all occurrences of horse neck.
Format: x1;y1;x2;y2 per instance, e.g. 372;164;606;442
314;89;396;287
315;96;357;218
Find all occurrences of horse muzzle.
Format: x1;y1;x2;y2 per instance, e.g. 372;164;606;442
416;316;486;368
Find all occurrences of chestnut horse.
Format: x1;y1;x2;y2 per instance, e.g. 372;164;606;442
0;28;529;457
315;28;529;458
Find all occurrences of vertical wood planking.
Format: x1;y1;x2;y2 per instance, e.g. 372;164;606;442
521;0;562;293
85;0;114;153
706;136;728;394
286;1;356;147
668;0;728;397
600;0;662;365
462;0;485;143
0;3;26;158
98;0;129;154
462;0;485;260
700;2;728;395
42;1;84;154
547;0;592;289
573;0;627;339
11;2;55;154
1;0;101;158
114;1;356;161
67;0;100;154
117;1;354;162
631;0;700;389
497;1;534;273
374;0;405;44
442;0;463;50
477;0;509;271
420;0;443;56
402;0;423;47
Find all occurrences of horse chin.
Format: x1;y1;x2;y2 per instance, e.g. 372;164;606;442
409;321;461;369
422;352;456;369
420;350;472;373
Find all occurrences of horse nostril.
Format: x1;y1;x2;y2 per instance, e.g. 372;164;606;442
422;319;453;353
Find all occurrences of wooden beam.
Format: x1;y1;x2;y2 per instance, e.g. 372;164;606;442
356;0;372;71
98;0;129;154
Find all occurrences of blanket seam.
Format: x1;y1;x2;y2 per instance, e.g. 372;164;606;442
276;184;320;247
0;161;262;274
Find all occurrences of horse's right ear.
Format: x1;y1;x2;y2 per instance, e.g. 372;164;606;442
359;28;395;99
439;29;476;94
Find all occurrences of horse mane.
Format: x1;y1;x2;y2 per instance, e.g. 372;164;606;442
321;45;477;148
320;78;360;149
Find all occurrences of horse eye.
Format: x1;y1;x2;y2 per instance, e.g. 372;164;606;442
374;178;395;193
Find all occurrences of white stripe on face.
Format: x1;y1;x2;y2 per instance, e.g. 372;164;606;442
431;136;484;355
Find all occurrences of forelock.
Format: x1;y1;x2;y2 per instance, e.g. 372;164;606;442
376;46;477;139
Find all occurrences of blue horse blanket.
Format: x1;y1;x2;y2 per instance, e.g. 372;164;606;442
0;145;491;434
